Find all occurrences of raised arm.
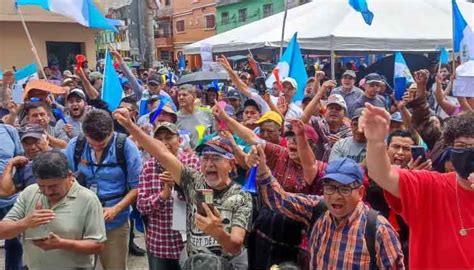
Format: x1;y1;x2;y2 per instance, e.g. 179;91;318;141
247;145;320;227
112;108;184;184
360;103;400;198
218;56;252;98
77;67;99;100
111;48;144;100
301;80;335;124
212;103;260;145
290;119;320;185
434;74;457;116
0;156;28;197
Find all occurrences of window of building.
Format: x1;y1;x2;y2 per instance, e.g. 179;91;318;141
205;14;216;29
221;12;229;25
238;8;247;22
160;50;172;60
263;3;273;17
165;0;170;6
176;20;185;33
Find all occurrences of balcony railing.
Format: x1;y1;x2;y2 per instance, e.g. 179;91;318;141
155;37;173;47
216;0;243;7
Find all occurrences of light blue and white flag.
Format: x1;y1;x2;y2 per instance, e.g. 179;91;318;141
349;0;374;25
452;0;474;63
12;63;38;104
265;32;308;102
102;49;124;111
393;52;413;101
16;0;117;32
0;70;3;81
439;47;450;65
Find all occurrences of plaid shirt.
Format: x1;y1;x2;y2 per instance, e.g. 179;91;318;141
265;142;326;194
137;151;200;259
258;176;405;270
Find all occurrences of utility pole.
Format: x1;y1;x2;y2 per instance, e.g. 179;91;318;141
279;0;289;59
144;0;157;68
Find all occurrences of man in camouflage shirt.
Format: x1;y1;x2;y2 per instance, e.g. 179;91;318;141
112;108;253;269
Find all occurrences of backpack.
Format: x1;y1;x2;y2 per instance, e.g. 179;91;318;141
311;202;379;270
184;253;233;270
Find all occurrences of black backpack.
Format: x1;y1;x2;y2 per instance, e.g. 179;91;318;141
73;133;128;181
311;202;379;270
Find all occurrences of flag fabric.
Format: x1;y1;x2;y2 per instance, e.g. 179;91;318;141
439;47;450;65
452;0;474;63
265;33;308;102
349;0;374;25
14;63;38;83
16;0;117;32
0;70;3;81
178;53;186;72
393;52;414;101
102;49;124;111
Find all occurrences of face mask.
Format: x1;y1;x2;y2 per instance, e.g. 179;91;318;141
450;147;474;179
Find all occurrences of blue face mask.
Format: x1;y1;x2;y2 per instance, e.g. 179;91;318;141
450;147;474;179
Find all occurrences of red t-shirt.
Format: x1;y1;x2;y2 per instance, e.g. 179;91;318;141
384;170;474;269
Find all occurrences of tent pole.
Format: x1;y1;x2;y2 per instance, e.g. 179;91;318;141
330;36;335;80
279;0;289;59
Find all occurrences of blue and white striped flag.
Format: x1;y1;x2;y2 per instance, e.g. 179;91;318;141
452;0;474;63
393;52;413;101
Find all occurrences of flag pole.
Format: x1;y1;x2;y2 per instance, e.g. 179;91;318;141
279;0;289;59
17;5;47;80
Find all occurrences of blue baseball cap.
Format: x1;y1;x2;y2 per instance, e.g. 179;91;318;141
322;158;363;185
390;112;403;123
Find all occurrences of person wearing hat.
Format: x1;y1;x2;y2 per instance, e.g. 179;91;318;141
137;122;201;270
217;56;270;117
54;89;88;142
88;71;103;91
137;95;178;129
331;70;365;118
0;124;50;198
351;73;387;117
226;88;244;121
248;145;404;269
113;108;252;268
281;77;303;121
254;111;285;146
21;102;68;149
241;99;262;130
302;80;353;161
329;107;367;163
61;77;76;88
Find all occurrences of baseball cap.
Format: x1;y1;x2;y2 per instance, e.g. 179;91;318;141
62;78;74;86
154;122;179;136
390;112;403;123
18;124;46;141
284;123;319;142
255;111;283;127
67;88;86;101
352;107;364;120
89;71;103;81
120;77;130;87
227;89;241;100
364;73;383;84
342;70;357;78
243;99;261;113
326;94;347;111
195;137;234;159
321;158;364;185
148;74;162;85
282;77;298;89
239;72;250;79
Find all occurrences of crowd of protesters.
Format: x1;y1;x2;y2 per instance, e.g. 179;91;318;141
0;49;472;270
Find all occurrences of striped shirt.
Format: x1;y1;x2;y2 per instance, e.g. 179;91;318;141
258;176;405;270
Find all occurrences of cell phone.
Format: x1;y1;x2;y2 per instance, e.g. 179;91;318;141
196;189;214;217
411;146;427;162
254;77;267;95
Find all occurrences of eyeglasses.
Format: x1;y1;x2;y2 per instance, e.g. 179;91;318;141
323;184;360;196
200;155;225;163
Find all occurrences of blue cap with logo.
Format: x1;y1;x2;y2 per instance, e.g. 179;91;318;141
322;158;363;185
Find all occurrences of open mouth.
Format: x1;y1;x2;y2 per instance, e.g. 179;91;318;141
393;157;404;165
331;203;344;210
205;170;218;178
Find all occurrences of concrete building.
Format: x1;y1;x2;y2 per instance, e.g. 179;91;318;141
154;0;216;70
216;0;311;34
0;0;103;72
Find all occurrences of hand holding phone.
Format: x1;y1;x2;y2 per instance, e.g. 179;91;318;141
411;146;427;162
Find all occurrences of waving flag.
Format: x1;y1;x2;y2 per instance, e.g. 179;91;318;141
439;47;450;65
452;0;474;63
266;33;308;102
178;53;186;72
102;49;124;111
16;0;117;32
393;52;414;101
349;0;374;25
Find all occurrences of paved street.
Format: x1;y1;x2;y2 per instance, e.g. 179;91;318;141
0;233;149;270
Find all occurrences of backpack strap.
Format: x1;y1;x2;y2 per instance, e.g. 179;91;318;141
115;133;128;179
73;134;87;171
365;209;379;270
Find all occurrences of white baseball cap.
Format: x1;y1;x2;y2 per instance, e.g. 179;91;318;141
282;77;298;89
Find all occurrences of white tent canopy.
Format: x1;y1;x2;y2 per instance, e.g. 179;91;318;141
184;0;474;54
